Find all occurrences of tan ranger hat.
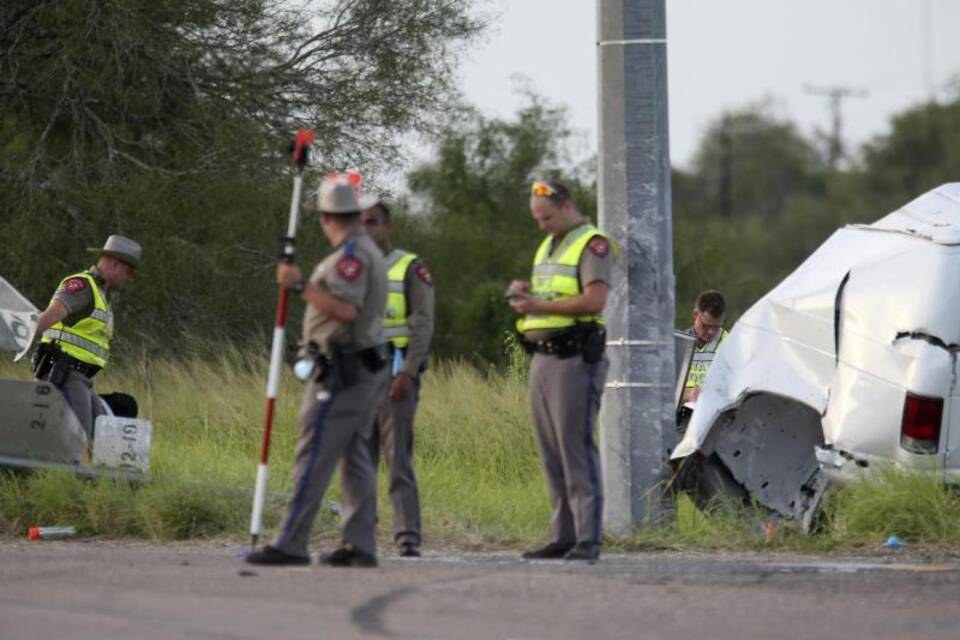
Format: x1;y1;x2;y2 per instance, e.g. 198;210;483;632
87;234;142;269
309;173;378;214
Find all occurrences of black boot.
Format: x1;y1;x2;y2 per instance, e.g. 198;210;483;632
521;542;575;560
563;542;600;563
398;543;421;558
245;545;310;566
319;546;378;568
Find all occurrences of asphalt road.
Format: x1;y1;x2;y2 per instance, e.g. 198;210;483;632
2;541;960;639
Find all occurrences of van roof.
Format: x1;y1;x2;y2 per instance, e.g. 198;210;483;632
848;183;960;246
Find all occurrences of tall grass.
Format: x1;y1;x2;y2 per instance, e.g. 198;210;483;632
3;351;960;550
0;349;545;545
818;467;960;546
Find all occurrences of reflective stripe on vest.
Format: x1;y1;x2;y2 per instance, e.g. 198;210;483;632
685;329;728;389
384;249;418;348
41;271;112;368
517;223;613;333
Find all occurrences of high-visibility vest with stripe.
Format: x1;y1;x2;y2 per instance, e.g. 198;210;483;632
384;249;418;348
517;223;614;333
685;329;729;389
41;272;113;368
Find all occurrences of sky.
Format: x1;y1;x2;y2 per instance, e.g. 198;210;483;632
454;0;960;169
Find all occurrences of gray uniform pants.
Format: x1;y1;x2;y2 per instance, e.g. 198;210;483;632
58;369;103;441
529;353;608;545
272;365;389;558
370;376;422;547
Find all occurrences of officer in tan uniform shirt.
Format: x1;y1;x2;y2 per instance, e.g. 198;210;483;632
246;174;389;568
359;199;435;557
508;180;616;564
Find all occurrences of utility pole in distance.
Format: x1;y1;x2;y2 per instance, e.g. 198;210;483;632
805;85;868;169
597;0;676;534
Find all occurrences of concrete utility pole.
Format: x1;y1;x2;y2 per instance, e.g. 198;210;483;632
597;0;675;534
804;85;868;170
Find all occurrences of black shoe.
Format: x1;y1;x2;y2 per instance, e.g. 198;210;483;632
245;545;310;566
563;542;600;563
398;543;421;558
521;542;575;560
319;546;378;568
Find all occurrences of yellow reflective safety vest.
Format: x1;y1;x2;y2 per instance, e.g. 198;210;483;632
384;249;418;348
41;272;113;368
517;223;614;333
684;329;728;389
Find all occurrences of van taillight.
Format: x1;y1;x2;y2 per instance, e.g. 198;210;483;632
900;393;943;454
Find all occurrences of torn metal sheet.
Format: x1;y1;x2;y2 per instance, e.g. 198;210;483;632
0;276;38;353
701;395;824;518
672;183;960;518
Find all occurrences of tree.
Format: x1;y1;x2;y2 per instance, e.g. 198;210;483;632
0;0;484;352
398;93;596;363
858;92;960;211
1;0;484;178
679;103;827;220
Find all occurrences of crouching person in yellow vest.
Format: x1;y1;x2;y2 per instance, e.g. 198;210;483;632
678;290;729;431
31;235;141;440
508;180;618;564
359;199;435;557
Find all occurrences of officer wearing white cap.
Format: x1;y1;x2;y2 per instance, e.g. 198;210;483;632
31;235;141;439
359;198;435;557
508;180;617;563
246;173;390;568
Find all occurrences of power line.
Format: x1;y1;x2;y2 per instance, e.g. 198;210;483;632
804;85;868;169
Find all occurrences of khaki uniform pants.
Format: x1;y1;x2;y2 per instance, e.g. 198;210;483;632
529;353;608;545
273;366;389;558
371;376;422;547
59;369;104;441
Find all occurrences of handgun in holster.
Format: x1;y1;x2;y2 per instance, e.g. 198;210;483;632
32;342;70;387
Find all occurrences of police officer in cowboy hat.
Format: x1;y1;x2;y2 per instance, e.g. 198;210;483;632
246;173;390;568
31;235;141;439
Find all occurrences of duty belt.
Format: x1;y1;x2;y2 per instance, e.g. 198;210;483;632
524;324;605;360
529;335;583;358
66;359;101;378
32;343;102;382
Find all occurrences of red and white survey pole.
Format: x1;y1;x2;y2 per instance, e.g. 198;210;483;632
249;129;315;550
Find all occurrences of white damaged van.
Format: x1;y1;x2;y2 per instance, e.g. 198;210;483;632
672;183;960;528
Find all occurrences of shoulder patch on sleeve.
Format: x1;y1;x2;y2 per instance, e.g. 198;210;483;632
414;262;432;286
63;278;88;293
587;236;610;258
336;255;363;282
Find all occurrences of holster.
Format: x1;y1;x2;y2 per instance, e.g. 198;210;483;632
312;343;388;389
580;324;606;364
32;343;69;387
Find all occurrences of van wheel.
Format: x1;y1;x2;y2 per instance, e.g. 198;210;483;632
671;452;749;511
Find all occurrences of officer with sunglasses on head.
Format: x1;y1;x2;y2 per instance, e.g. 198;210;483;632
507;180;618;563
